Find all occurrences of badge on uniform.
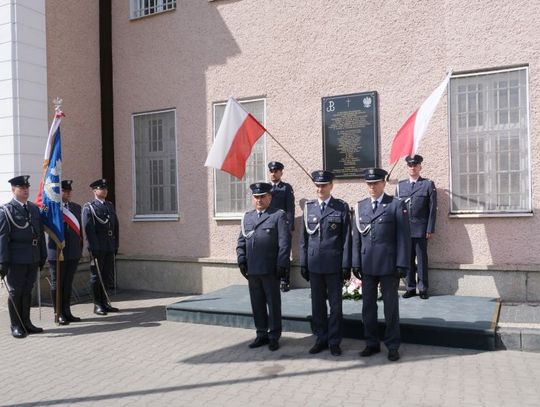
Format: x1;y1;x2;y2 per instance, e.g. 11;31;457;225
330;223;337;230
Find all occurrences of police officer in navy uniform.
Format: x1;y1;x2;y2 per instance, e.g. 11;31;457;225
0;175;47;338
300;170;351;356
83;179;119;315
352;168;410;361
47;180;83;324
267;161;295;292
396;155;437;300
237;182;291;351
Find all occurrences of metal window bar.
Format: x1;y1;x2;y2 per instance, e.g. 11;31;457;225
132;0;176;19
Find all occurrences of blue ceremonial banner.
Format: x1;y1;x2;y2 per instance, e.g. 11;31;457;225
36;109;65;249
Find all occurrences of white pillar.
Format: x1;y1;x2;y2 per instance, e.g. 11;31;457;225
0;0;47;202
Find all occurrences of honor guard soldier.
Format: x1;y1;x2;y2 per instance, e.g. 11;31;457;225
396;155;437;299
47;180;83;324
0;175;47;338
83;179;119;315
352;168;410;361
237;182;291;351
268;161;295;292
300;170;351;356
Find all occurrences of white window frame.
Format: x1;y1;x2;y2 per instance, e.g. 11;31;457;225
131;108;179;221
448;66;532;217
212;98;267;220
130;0;176;20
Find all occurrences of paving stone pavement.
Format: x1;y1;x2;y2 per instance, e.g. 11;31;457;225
0;290;539;407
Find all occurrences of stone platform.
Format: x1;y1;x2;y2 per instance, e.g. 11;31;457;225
166;285;500;350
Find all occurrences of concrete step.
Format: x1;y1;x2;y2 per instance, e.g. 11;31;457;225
167;285;500;351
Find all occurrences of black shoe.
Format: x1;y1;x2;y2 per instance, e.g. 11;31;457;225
57;315;69;325
402;290;417;299
280;282;290;292
248;337;269;348
388;349;400;361
65;314;81;323
103;304;119;312
11;326;27;339
94;305;107;316
309;342;328;354
268;339;279;351
360;346;381;357
330;344;342;356
419;292;429;300
24;322;43;334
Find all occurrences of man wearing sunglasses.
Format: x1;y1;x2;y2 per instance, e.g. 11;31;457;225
395;155;437;300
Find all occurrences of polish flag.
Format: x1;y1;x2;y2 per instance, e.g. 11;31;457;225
389;71;452;164
205;97;267;179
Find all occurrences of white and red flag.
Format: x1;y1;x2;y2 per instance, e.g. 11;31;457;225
389;71;452;164
205;97;267;179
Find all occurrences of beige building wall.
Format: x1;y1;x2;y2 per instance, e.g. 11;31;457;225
45;0;102;205
46;1;540;299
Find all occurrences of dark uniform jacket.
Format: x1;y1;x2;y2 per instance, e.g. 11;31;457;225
300;197;352;274
0;200;47;265
82;199;119;254
352;194;410;276
237;208;291;275
269;181;295;230
47;202;83;261
395;177;437;238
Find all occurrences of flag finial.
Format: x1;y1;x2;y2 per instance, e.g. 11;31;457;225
53;97;63;111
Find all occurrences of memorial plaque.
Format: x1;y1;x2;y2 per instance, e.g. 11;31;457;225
322;92;379;178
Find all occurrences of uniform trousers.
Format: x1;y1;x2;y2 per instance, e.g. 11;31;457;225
362;274;400;350
310;272;343;346
248;274;281;341
6;263;38;298
408;237;428;292
90;251;114;286
48;259;79;292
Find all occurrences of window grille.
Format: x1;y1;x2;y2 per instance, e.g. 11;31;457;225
449;67;530;214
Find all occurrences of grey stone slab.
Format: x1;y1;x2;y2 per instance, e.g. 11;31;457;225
521;329;540;352
167;285;499;350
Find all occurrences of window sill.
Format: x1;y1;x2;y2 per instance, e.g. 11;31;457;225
213;215;242;221
448;212;533;219
132;215;179;222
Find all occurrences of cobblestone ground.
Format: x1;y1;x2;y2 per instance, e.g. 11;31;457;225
0;290;539;407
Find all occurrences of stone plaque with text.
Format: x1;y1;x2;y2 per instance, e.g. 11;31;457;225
322;92;379;178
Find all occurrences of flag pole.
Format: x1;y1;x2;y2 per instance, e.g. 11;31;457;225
264;130;312;181
55;247;61;324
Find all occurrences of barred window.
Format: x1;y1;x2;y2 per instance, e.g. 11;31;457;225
212;99;266;218
133;109;178;218
449;67;531;214
130;0;176;19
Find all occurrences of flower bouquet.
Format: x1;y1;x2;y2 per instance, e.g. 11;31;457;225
342;276;362;300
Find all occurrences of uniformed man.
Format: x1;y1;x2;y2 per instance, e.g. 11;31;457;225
0;175;47;338
237;182;291;351
82;179;119;315
267;161;295;292
47;180;83;324
396;155;437;300
352;168;410;361
300;170;351;356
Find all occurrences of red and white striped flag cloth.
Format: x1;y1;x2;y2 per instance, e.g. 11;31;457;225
205;97;267;179
62;206;81;239
389;71;452;164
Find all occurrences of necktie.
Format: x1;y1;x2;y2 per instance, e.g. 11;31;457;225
23;204;28;213
320;202;326;213
372;201;378;212
257;212;262;218
411;181;415;189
